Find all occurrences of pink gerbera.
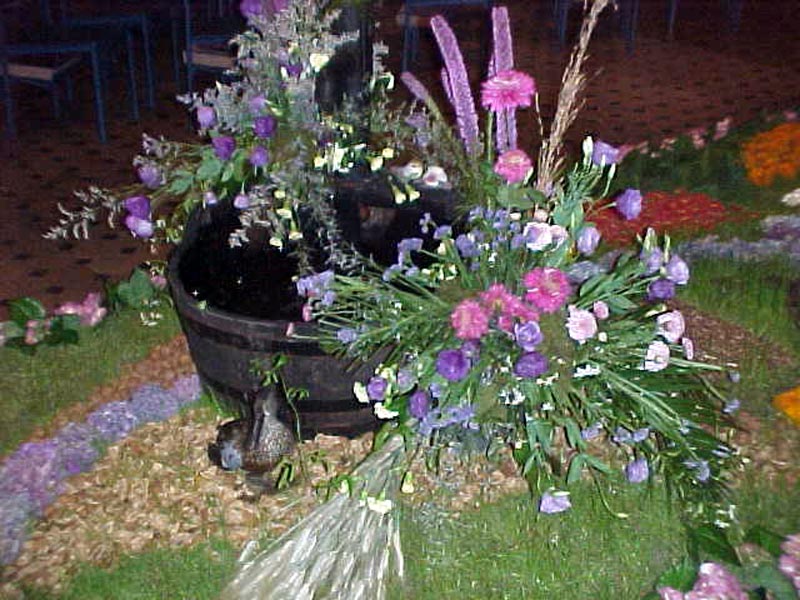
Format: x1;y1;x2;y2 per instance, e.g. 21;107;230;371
494;149;533;184
522;267;571;313
450;299;490;340
479;283;514;314
481;70;536;112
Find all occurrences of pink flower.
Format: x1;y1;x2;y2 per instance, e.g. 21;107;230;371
682;337;695;360
479;283;514;314
522;267;570;313
566;305;597;342
494;149;532;184
592;300;609;320
480;70;536;112
656;311;685;343
451;299;490;340
644;340;670;372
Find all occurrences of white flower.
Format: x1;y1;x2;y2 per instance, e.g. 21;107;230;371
780;188;800;207
374;402;399;419
421;166;448;187
574;364;601;378
643;340;670;372
353;382;370;404
522;221;552;251
365;496;393;515
393;160;424;180
656;310;685;343
309;53;330;71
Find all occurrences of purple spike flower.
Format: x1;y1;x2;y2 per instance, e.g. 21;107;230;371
430;15;480;154
400;71;433;104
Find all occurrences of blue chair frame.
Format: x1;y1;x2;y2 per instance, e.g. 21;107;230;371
554;0;639;53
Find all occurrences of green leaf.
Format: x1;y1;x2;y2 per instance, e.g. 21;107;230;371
167;174;193;195
743;526;786;558
655;558;698;593
583;454;613;474
196;158;223;182
564;419;582;449
687;524;740;566
566;453;585;484
45;316;81;346
113;269;156;308
8;297;47;324
741;563;798;600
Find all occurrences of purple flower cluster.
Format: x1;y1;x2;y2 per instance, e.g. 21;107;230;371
296;270;336;307
418;404;478;436
0;375;201;565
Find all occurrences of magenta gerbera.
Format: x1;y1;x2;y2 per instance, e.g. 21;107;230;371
450;299;490;340
494;149;532;184
522;267;571;313
481;70;536;112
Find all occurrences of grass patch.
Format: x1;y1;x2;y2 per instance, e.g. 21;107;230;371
0;308;180;457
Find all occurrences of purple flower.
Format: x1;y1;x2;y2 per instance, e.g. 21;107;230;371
656;310;685;343
664;255;690;285
625;458;649;483
436;349;470;381
615;188;642;220
723;398;740;415
397;237;423;262
539;490;571;514
336;328;358;344
514;321;543;352
433;225;452;240
513;351;549;378
240;0;263;19
455;234;480;258
124;195;151;219
401;71;433;104
409;390;430;419
128;385;180;422
52;422;99;476
212;135;236;161
204;191;219;206
684;459;711;482
249;145;269;167
86;401;140;442
137;164;163;189
641;247;664;274
196;106;216;129
576;225;601;255
581;423;602;441
253;115;276;138
647;278;676;301
233;193;250;210
367;376;388;401
297;270;335;299
460;339;481;362
592;300;609;320
592;140;620;166
124;215;154;238
248;94;267;114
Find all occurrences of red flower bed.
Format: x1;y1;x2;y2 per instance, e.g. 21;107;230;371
589;190;753;246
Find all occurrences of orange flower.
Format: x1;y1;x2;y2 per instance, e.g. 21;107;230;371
742;122;800;187
773;386;800;426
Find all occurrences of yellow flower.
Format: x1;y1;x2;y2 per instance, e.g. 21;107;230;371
773;386;800;425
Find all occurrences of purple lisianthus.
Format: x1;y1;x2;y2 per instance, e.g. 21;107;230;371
233;193;250;210
513;351;548;378
367;376;388;401
124;215;154;238
249;145;269;167
664;254;690;285
212;135;236;161
253;115;276;138
124;195;151;219
539;490;571;514
641;247;664;274
576;225;601;255
196;106;216;129
409;390;430;419
436;349;470;381
625;458;649;483
433;225;452;240
592;140;620;166
336;328;358;344
137;164;163;189
514;321;543;352
615;188;643;221
647;278;676;301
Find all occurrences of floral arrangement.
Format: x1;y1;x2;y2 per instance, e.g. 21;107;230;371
45;0;393;272
742;121;800;187
221;3;742;598
0;375;201;565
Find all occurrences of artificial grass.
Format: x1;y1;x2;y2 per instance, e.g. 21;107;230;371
0;307;181;457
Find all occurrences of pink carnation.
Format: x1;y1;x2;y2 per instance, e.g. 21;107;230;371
566;305;598;342
494;149;532;184
451;299;491;340
481;70;536;112
479;283;514;314
522;267;570;313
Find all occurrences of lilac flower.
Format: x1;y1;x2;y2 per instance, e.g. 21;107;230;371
514;321;543;351
647;278;676;301
397;368;416;391
400;71;433;104
489;6;516;150
433;225;452;240
212;135;236;161
204;191;219;206
124;215;154;239
419;212;433;234
682;337;695;360
124;195;151;219
233;193;250;210
576;226;601;255
52;422;99;476
430;15;480;153
253;115;276;138
592;140;620;166
567;261;604;285
137;164;163;189
522;222;553;251
539;490;571;514
592;300;609;320
409;390;430;419
580;423;602;441
128;385;181;422
240;0;264;20
428;382;444;399
656;311;685;343
367;376;388;401
86;401;140;442
336;328;358;344
684;459;711;482
196;106;216;129
170;374;202;405
296;270;335;299
436;349;470;381
625;458;649;483
632;427;650;442
382;264;403;282
665;255;690;285
249;146;269;167
460;339;481;361
644;340;670;372
566;306;598;342
397;237;423;262
615;188;643;220
248;94;267;114
513;351;548;378
455;234;480;258
641;247;664;274
0;495;30;564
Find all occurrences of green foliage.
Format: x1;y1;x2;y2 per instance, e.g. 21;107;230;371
687;523;740;565
107;268;161;310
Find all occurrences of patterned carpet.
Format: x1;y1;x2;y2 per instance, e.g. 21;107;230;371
1;0;799;319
